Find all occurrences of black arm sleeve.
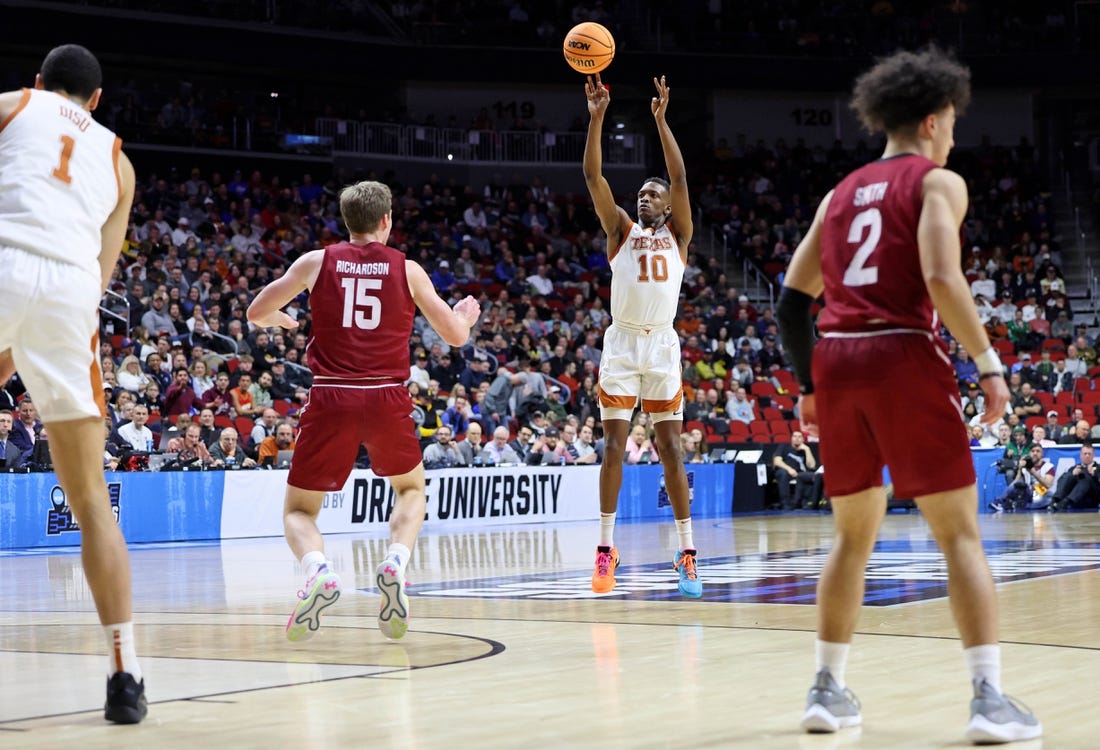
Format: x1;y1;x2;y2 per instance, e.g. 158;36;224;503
776;286;817;395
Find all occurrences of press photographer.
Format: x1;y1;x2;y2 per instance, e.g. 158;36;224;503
1049;444;1100;511
989;444;1055;512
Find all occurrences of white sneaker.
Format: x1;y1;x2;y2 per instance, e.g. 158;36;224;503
286;566;342;642
964;678;1042;744
376;557;410;639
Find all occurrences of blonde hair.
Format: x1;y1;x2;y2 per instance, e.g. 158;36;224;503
339;181;392;234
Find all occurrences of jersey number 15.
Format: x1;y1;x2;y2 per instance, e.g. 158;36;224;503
340;277;382;330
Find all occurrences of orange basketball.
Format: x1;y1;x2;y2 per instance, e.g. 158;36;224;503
563;22;615;74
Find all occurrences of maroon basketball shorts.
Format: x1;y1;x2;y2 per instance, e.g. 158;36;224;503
812;332;975;499
288;383;422;491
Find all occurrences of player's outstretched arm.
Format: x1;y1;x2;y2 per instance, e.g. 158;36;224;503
582;73;631;253
406;261;481;347
247;250;324;330
651;75;692;251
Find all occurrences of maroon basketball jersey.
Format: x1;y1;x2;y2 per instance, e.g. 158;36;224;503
306;241;414;381
817;154;940;335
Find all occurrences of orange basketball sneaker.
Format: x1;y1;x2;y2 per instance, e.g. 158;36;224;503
591;545;620;593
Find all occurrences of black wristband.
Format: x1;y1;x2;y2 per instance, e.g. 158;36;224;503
776;286;817;394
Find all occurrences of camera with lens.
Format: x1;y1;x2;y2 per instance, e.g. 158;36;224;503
1021;456;1035;470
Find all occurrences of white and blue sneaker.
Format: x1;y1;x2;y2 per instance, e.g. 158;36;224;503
286;565;342;642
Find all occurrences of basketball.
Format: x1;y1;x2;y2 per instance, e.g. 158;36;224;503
563;22;615;74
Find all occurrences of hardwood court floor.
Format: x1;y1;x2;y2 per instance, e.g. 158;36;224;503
1;511;1098;749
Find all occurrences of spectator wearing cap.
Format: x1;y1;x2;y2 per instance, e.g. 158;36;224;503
757;334;785;372
1010;352;1042;389
141;293;174;338
676;305;702;338
430;260;457;294
535;425;570;464
735;293;758;322
459;355;492;393
961;381;985;415
171;216;198;246
545;385;568;424
408;350;432;390
1042;410;1066;443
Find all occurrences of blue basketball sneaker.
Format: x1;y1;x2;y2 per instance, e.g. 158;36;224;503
673;549;702;598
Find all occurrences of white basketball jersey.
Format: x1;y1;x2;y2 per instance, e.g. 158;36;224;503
608;220;685;328
0;88;121;279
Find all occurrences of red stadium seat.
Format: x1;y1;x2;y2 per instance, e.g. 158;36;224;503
234;416;255;441
992;340;1015;356
772;395;795;411
749;421;770;436
762;406;784;421
1024;416;1045;431
751;381;777;398
726;421;750;440
272;400;294;416
1042;338;1066;352
213;415;233;429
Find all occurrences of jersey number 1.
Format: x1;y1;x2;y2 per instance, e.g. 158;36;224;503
52;135;76;185
842;207;882;287
340;277;382;330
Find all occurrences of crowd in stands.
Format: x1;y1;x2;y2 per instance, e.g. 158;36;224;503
0;139;1097;510
64;0;1100;55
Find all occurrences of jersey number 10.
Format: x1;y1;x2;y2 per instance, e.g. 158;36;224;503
340;277;382;329
636;252;669;283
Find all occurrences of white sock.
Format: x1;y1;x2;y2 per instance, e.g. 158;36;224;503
300;550;327;580
386;543;411;574
599;513;616;547
104;622;142;681
675;517;694;551
964;644;1002;692
815;639;850;688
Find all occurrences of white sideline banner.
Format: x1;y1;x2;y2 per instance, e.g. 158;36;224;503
220;465;602;539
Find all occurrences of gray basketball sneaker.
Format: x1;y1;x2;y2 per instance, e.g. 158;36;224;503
964;678;1042;744
801;668;862;733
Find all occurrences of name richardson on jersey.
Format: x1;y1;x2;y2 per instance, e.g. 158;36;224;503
853;181;889;207
335;260;391;275
58;103;93;133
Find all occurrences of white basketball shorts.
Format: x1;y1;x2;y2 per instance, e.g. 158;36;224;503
0;245;104;422
597;323;684;422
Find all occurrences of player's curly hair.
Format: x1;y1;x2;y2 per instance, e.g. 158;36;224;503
40;44;102;101
850;45;971;135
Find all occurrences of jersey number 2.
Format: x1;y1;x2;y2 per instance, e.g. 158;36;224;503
52;135;76;185
340;277;382;330
842;207;881;287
